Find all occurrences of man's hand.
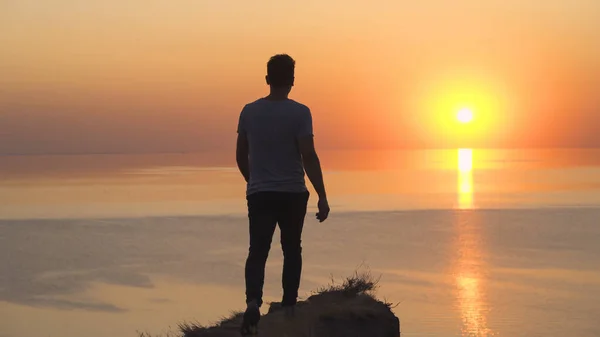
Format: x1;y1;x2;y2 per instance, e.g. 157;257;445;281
316;198;330;222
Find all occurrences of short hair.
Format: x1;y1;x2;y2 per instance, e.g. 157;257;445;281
267;54;295;87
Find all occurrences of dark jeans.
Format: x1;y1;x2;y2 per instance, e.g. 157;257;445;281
245;191;309;307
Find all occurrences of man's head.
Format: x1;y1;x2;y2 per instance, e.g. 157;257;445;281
266;54;295;89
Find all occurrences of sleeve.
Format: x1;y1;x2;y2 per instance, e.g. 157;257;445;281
297;107;314;138
236;106;246;134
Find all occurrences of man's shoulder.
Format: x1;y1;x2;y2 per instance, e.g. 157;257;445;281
242;98;310;114
287;99;310;112
242;98;264;111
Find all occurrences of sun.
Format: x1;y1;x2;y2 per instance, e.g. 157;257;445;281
457;108;474;123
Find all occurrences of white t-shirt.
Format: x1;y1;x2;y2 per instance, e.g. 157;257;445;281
237;98;313;196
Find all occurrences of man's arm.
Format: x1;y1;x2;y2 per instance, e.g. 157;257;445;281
236;131;250;183
298;135;330;222
296;107;329;221
298;136;326;199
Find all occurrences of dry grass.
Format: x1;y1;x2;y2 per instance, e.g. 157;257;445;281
314;269;380;298
177;311;242;336
137;330;180;337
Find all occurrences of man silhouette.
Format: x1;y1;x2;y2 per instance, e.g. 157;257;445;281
236;54;330;334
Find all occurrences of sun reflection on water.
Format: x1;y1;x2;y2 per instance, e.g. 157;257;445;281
456;270;492;337
458;149;474;209
454;148;493;336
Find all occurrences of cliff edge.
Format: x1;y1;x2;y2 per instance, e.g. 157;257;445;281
176;273;400;337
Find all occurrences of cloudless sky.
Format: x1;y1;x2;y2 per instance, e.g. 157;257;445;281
1;0;599;154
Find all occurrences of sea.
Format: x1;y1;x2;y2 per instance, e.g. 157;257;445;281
1;149;599;337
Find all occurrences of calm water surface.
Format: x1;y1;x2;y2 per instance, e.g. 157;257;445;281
1;149;600;337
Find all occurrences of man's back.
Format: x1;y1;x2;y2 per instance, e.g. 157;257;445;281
238;98;313;196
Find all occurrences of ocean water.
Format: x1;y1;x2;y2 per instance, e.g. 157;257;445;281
1;149;600;337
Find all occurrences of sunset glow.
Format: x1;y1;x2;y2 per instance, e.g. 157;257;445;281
2;1;600;154
1;2;599;337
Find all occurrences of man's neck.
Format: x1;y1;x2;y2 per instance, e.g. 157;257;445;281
265;87;290;101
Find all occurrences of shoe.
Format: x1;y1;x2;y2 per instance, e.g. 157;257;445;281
240;301;260;336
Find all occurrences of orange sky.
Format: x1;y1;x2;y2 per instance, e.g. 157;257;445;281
1;0;599;154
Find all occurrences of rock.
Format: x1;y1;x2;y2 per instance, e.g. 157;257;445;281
179;273;400;337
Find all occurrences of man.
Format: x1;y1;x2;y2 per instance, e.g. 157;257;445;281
236;54;330;334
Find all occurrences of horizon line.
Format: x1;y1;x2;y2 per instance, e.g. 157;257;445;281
2;146;600;157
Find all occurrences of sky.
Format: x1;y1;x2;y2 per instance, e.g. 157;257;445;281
1;0;599;155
